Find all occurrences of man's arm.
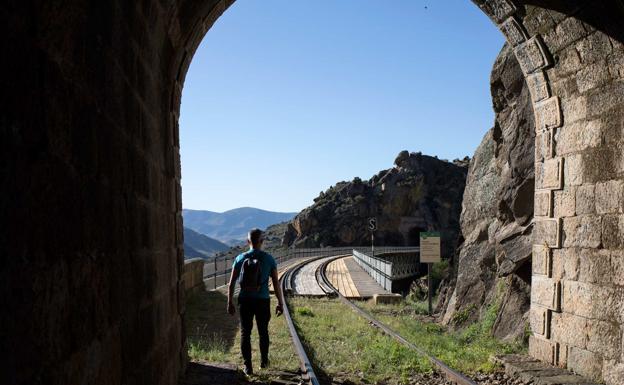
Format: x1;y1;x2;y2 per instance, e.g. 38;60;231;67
270;268;283;316
227;266;239;315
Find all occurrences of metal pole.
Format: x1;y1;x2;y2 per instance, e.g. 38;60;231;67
371;232;375;257
214;257;217;290
427;263;433;316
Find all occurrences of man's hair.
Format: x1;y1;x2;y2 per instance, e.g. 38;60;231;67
248;228;264;245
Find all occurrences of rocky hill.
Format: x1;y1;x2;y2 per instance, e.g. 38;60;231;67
183;227;230;259
439;43;535;343
182;207;297;245
282;153;468;260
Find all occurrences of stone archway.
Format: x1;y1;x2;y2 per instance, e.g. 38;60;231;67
1;1;623;384
169;1;624;382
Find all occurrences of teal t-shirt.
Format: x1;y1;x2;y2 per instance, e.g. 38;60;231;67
233;249;277;299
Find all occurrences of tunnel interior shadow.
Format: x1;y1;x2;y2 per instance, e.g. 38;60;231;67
185;289;239;358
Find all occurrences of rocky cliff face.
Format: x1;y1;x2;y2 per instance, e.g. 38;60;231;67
440;44;535;343
282;153;468;259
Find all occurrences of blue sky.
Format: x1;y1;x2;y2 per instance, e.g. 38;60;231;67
180;0;505;213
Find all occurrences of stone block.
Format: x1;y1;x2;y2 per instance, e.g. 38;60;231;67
500;16;528;47
538;158;563;190
553;248;580;281
535;97;563;132
530;335;556;365
527;71;550;103
551;312;587;349
577;249;612;285
564;153;584;186
536;131;554;162
476;0;517;23
552;46;583;78
610;251;624;287
595;180;624;214
568;347;603;381
532;275;561;310
548;17;589;53
515;36;552;75
533;244;550;276
556;342;568;368
562;215;601;248
535;190;553;217
555;120;602;155
577;61;612;94
530;304;551;337
373;293;402;305
586;319;621;360
602;359;624;385
576;31;613;64
608;54;624;80
551;248;563;280
585;82;624;121
562;280;622;321
561;96;587;126
553;188;576;217
534;218;561;248
602;214;624;249
575;184;595;215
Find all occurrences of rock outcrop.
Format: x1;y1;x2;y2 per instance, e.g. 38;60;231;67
440;44;535;343
282;153;468;260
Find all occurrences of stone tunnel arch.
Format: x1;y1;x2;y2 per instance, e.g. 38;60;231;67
2;1;624;385
172;1;624;383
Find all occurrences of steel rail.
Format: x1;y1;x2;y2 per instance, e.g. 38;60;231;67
279;259;323;385
316;256;478;385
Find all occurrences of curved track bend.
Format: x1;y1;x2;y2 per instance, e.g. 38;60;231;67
315;256;478;385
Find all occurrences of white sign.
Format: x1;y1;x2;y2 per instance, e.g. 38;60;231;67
420;232;441;263
368;217;377;232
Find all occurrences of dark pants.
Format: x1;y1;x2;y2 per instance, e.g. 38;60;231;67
238;297;271;365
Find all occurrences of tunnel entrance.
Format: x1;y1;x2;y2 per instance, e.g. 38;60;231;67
3;1;624;385
407;226;427;247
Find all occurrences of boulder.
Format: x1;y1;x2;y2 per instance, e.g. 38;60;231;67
282;152;468;260
441;43;535;342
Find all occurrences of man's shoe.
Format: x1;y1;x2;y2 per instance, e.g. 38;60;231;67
260;358;269;369
243;364;253;376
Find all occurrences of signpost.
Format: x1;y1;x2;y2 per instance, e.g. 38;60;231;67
420;231;441;315
368;218;377;256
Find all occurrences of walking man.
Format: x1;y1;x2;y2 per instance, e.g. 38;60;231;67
227;228;284;375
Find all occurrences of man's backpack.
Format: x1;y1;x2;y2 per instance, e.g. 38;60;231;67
239;251;264;292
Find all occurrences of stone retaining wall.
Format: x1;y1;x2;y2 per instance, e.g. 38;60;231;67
183;259;206;295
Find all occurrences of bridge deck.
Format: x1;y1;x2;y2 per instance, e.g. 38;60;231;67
332;256;390;298
326;257;360;298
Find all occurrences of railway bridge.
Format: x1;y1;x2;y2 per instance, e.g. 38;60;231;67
2;1;624;384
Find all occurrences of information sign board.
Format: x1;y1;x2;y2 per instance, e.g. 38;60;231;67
420;232;441;263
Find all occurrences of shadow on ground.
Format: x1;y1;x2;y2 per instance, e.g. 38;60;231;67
185;290;239;354
181;362;302;385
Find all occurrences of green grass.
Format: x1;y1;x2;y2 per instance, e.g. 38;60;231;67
185;289;299;376
358;289;527;374
289;297;432;384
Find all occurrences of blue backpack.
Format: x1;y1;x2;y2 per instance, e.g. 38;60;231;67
239;251;264;292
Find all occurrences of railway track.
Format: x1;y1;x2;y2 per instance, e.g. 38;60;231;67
279;257;324;385
315;256;478;385
279;254;480;385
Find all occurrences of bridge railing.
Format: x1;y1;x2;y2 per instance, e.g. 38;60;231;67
203;246;419;290
352;248;420;292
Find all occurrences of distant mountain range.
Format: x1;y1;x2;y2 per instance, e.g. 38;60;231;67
183;227;230;259
182;207;298;245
